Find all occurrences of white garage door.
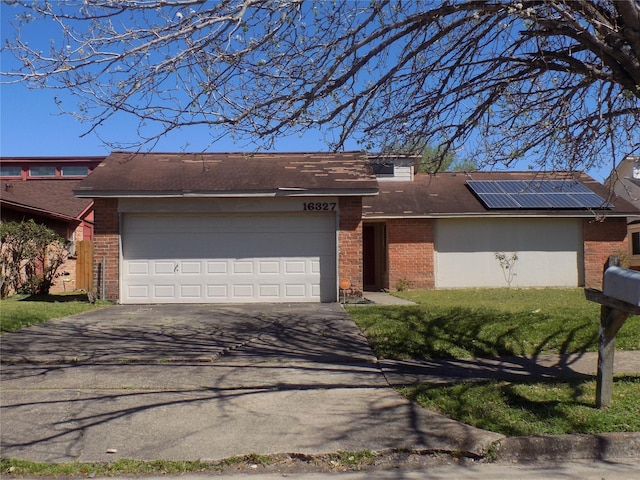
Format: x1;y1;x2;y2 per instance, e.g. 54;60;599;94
121;213;336;303
435;218;583;288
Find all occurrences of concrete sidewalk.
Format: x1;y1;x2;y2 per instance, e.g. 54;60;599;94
362;291;416;306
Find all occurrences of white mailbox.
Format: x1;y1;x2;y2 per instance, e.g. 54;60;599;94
603;266;640;306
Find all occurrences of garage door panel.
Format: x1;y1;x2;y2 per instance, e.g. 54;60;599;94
435;218;581;288
207;262;227;274
259;261;279;274
207;285;228;298
124;234;334;260
127;262;149;275
259;284;280;297
154;285;175;298
121;213;336;303
154;262;175;275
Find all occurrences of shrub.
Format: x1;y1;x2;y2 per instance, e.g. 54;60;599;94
0;220;70;298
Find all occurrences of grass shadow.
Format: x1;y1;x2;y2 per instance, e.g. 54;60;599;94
19;293;89;303
350;304;599;359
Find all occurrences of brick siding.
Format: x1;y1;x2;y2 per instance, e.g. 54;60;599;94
387;218;434;290
338;197;364;297
93;198;119;301
583;217;628;289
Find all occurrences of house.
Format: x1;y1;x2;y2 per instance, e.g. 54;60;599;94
604;155;640;268
75;152;637;303
0;156;105;292
75;151;636;304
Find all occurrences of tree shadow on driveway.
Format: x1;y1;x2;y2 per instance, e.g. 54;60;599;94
0;303;503;463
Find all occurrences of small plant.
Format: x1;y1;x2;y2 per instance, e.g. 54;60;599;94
324;450;376;470
395;278;411;291
495;252;518;288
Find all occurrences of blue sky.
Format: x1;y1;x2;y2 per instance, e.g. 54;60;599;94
0;2;358;158
0;77;350;156
0;2;614;182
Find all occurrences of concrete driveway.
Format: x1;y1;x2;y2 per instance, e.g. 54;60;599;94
0;303;501;463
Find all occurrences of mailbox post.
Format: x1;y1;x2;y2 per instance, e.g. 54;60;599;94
585;256;640;408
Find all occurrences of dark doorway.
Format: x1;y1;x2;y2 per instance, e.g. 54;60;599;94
363;222;387;291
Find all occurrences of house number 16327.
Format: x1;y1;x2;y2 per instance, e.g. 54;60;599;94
302;202;336;211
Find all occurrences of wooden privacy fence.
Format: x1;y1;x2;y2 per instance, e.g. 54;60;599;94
76;240;94;291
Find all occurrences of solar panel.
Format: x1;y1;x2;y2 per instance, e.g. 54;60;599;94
526;181;556;193
572;193;612;208
466;180;502;193
476;193;520;208
542;193;583;208
511;193;551;208
467;180;611;210
497;181;528;194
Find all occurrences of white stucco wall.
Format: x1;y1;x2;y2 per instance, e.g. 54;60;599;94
435;217;583;288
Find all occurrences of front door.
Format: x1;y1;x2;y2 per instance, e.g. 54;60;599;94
363;222;387;291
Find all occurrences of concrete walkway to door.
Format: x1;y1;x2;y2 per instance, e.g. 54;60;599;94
0;303;502;463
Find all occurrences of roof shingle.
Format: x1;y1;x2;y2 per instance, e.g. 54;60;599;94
363;171;638;217
1;180;92;221
75;152;378;197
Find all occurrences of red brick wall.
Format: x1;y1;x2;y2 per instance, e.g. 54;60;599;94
50;258;76;294
93;198;119;301
583;218;628;289
387;218;434;290
339;197;364;297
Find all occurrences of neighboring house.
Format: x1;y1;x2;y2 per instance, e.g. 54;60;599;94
0;156;105;292
604;155;640;268
75;151;636;304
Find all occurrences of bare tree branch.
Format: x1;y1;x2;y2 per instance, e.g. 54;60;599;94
1;0;638;171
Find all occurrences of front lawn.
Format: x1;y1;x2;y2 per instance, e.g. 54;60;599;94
0;294;108;333
347;288;640;359
401;376;640;436
347;288;640;436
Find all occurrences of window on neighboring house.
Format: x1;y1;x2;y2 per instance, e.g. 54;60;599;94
0;166;22;177
29;166;56;177
62;166;89;176
632;231;640;256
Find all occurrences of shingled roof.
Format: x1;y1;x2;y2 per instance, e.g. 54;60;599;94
75;152;378;197
363;171;638;218
1;180;92;221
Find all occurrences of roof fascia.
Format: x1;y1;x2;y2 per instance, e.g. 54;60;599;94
75;189;379;198
76;201;95;221
0;199;79;222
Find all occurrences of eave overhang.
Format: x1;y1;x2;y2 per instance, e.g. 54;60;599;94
0;199;81;223
74;188;379;198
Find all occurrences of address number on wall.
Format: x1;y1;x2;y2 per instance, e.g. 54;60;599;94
302;202;337;211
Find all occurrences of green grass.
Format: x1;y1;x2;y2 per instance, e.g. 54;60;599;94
348;288;640;436
0;294;108;333
347;288;640;359
0;451;378;477
401;375;640;436
0;457;234;477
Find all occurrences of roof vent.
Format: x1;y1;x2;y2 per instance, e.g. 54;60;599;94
633;157;640;180
368;155;418;182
